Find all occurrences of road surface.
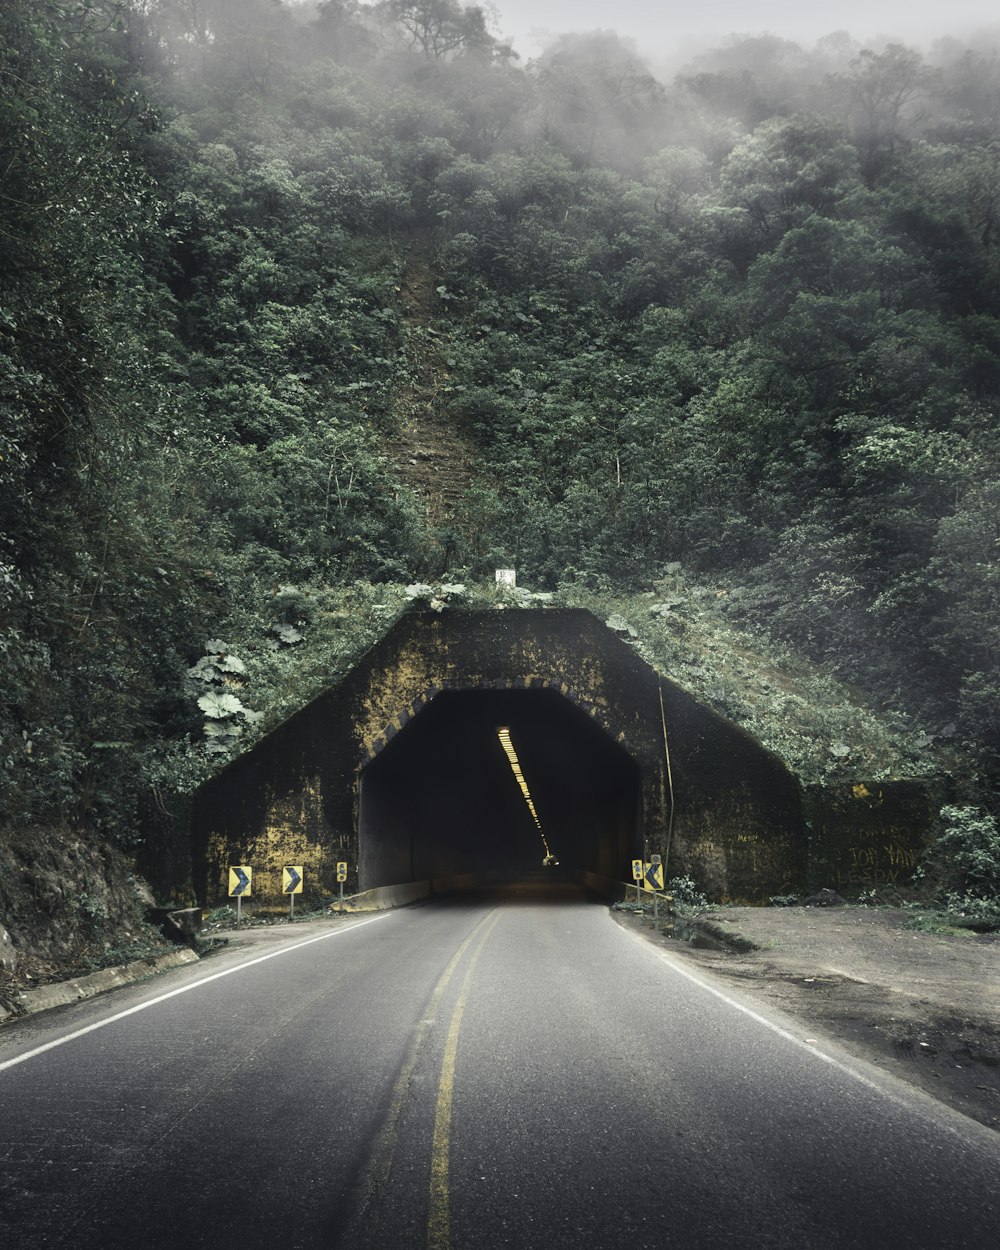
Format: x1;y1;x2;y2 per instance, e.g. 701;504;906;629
1;885;997;1248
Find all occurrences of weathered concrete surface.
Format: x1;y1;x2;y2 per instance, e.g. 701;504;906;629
335;881;432;912
190;609;935;907
191;611;797;903
803;780;948;894
2;948;199;1023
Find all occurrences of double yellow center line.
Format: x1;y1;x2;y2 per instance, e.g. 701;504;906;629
352;909;501;1250
427;911;500;1249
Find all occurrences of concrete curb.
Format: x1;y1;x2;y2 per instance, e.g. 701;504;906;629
2;948;200;1023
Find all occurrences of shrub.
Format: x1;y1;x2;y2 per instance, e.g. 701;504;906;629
666;874;708;909
941;893;1000;930
919;805;1000;930
928;805;1000;896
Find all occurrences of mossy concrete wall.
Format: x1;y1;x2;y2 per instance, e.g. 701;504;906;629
803;781;948;895
190;609;935;907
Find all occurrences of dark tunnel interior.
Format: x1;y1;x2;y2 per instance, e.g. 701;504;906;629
357;689;642;890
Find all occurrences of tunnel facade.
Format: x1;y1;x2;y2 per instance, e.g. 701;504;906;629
191;609;813;905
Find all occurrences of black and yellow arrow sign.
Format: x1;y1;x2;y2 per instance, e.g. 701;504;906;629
228;865;252;897
282;866;303;895
644;862;664;892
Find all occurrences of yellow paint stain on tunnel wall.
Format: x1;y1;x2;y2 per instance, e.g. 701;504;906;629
357;639;437;756
355;630;618;762
206;779;333;904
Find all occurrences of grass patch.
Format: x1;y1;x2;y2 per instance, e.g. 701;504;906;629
903;910;977;937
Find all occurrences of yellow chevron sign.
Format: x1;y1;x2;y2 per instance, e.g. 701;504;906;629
644;862;664;891
228;866;252;897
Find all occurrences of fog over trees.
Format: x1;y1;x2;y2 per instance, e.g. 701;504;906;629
3;0;1000;852
490;0;1000;63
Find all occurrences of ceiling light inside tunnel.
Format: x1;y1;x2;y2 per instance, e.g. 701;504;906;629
497;726;557;864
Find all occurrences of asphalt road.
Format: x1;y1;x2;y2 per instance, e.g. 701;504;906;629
1;886;998;1249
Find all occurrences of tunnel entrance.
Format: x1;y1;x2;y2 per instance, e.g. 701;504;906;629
357;688;642;890
192;608;820;906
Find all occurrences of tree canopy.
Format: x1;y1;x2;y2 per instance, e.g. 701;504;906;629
3;0;1000;851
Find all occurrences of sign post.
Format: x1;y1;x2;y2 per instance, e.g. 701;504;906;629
283;865;303;918
642;859;665;922
336;861;348;912
228;865;252;925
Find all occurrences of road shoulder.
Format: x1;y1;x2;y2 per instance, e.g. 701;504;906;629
612;903;1000;1133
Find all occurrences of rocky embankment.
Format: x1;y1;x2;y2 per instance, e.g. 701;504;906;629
0;825;170;1018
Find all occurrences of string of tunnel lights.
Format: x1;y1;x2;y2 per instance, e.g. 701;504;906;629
496;726;558;865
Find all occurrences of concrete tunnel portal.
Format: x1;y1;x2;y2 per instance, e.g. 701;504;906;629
188;609;833;907
357;688;642;887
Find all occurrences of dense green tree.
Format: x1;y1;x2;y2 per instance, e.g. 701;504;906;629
720;115;862;241
829;44;939;177
377;0;508;61
309;0;378;64
531;31;666;172
5;0;1000;843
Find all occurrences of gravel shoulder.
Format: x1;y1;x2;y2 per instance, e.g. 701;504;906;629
613;904;1000;1132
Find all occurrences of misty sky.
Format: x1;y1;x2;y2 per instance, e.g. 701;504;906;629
489;0;1000;58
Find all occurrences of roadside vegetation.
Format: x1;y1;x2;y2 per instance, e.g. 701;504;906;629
907;804;1000;930
2;1;1000;924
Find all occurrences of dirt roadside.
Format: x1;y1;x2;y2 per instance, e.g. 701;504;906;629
613;904;1000;1132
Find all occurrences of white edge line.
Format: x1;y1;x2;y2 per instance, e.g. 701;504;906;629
0;913;392;1075
624;927;989;1143
649;940;880;1087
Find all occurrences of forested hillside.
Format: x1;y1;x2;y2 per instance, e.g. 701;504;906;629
3;0;1000;879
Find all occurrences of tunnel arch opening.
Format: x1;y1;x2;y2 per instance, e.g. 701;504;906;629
357;688;642;890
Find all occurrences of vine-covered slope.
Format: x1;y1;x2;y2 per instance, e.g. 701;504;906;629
2;1;998;893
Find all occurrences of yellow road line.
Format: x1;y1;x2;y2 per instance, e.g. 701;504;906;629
427;911;502;1250
352;909;500;1230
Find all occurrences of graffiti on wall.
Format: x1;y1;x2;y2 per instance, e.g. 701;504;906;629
827;839;919;888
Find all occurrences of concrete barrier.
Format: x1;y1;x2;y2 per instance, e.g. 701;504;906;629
335;880;432;912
